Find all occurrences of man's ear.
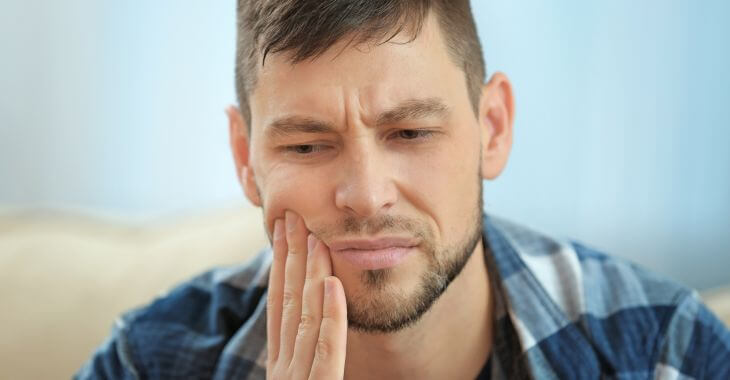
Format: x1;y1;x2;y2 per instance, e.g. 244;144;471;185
227;105;262;207
478;72;515;180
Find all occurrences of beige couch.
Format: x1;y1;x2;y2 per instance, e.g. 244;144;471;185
1;205;728;379
0;204;269;379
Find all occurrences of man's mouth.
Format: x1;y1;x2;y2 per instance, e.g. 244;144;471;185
328;237;419;270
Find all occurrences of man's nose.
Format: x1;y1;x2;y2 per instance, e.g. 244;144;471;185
334;147;397;218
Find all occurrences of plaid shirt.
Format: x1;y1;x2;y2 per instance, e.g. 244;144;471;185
76;215;730;379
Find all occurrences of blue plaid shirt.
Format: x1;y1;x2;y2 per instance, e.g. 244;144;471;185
76;215;730;379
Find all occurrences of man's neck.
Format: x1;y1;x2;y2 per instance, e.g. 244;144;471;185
344;240;494;380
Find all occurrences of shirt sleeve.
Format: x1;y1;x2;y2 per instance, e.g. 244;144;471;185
654;292;730;379
74;319;141;380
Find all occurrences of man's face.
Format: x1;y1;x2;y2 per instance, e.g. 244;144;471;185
243;16;490;333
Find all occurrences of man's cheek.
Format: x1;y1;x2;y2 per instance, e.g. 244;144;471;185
259;177;327;235
260;190;293;236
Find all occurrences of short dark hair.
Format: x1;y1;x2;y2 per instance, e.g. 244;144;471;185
235;0;485;129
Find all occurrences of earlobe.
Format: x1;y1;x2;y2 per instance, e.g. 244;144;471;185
478;72;515;180
227;105;262;207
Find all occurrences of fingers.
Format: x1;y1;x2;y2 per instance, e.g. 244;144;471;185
289;235;333;373
266;210;348;380
266;218;287;365
277;210;309;364
309;276;348;380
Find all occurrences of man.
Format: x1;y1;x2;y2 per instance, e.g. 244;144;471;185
77;1;730;379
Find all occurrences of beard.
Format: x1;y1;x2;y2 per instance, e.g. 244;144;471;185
317;180;485;334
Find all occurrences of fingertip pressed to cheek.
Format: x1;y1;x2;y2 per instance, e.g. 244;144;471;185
306;236;333;279
285;210;297;233
307;233;316;253
273;219;285;242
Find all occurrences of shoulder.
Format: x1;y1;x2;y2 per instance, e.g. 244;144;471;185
124;247;271;331
75;250;272;380
486;216;730;377
488;215;693;319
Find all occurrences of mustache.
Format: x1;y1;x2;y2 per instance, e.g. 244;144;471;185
312;215;427;240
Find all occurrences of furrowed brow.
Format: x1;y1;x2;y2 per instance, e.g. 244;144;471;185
265;116;336;138
376;98;450;127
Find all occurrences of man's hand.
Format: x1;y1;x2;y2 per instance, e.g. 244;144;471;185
266;211;348;380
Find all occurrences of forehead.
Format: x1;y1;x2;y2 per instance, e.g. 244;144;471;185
248;14;470;130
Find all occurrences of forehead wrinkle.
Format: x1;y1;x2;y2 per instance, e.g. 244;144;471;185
376;97;450;127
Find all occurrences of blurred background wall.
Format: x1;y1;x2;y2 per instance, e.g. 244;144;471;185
1;0;728;290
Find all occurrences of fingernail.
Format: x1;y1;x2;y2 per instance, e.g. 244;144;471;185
285;210;297;232
307;234;316;253
273;219;283;240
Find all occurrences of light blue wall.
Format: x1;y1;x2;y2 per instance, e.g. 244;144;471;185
0;1;240;215
1;1;728;289
474;1;730;290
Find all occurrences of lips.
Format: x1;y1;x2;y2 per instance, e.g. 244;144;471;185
328;237;419;270
328;237;419;252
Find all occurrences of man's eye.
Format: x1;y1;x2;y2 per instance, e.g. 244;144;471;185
284;144;326;155
293;145;314;154
394;129;435;140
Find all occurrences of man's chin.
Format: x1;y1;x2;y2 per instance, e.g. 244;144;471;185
334;254;426;297
345;284;418;334
339;266;434;334
338;233;479;334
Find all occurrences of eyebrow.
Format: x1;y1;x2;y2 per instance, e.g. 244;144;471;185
266;116;336;138
265;97;450;137
376;97;450;127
